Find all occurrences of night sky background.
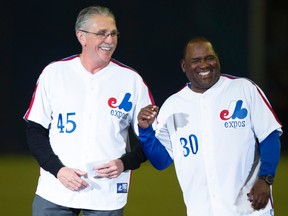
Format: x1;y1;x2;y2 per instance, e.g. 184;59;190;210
0;0;287;153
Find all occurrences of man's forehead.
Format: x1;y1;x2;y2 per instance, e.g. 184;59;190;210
89;15;116;28
188;42;213;50
186;43;215;56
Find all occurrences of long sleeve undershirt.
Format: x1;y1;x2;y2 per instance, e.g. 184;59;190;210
26;121;147;177
138;125;281;177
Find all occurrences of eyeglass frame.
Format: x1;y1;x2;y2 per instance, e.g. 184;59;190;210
79;29;120;39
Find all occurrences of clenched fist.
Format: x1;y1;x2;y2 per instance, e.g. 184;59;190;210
137;105;159;129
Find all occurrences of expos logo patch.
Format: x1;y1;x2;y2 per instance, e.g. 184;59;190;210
117;183;128;193
219;100;248;128
108;92;133;119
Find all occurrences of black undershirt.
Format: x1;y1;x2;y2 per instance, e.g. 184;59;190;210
26;121;147;177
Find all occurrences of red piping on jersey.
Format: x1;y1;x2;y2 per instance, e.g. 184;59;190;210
255;87;282;126
23;55;77;119
111;58;155;105
269;195;274;209
23;56;76;120
23;55;79;120
35;54;79;70
24;83;39;120
60;54;80;61
222;74;282;126
128;170;133;193
179;83;189;93
26;56;155;120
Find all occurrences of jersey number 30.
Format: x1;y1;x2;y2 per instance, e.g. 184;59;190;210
57;112;77;133
180;134;199;157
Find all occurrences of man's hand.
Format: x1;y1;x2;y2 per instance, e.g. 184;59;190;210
137;105;159;129
96;159;124;178
248;179;271;210
57;167;89;191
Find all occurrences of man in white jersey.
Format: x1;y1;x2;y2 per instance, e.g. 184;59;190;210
137;37;282;216
24;5;154;216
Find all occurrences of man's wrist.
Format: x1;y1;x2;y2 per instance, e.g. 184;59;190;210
138;124;153;133
258;175;274;185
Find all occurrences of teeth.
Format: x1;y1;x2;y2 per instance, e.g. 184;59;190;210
199;71;210;76
100;44;114;51
100;47;111;51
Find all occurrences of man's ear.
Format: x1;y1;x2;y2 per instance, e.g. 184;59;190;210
76;31;86;46
180;59;186;73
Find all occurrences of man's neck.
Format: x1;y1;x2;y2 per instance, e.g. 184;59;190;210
79;53;110;74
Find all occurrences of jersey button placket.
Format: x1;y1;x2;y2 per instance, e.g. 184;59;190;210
201;95;219;212
82;77;97;161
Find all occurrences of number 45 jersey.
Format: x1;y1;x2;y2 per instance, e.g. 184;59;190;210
23;55;154;210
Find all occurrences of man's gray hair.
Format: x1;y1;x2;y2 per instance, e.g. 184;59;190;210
75;6;115;32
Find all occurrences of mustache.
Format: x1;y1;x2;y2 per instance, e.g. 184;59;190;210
99;43;115;49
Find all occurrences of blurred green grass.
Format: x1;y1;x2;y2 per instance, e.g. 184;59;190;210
0;154;287;215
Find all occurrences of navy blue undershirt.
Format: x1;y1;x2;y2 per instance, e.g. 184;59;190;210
138;125;281;177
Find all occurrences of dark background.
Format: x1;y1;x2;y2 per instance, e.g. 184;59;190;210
0;0;287;153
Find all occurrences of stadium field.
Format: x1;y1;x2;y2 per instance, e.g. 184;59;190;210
0;154;287;215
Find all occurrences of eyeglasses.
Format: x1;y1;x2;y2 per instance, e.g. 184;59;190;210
79;30;120;39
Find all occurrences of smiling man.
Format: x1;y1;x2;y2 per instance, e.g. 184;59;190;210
181;38;221;92
137;37;282;216
24;5;154;216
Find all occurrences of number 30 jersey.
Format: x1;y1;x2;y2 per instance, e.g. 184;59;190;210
155;75;282;216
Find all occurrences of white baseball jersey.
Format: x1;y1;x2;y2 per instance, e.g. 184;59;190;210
24;55;154;210
155;75;282;216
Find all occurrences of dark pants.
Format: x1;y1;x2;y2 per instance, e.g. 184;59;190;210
32;194;124;216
